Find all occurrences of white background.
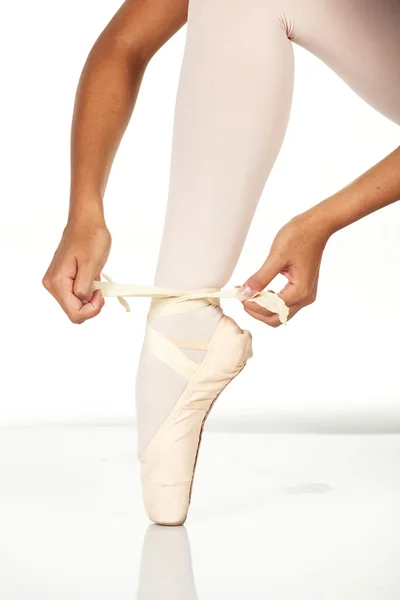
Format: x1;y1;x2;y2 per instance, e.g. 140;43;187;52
1;0;399;428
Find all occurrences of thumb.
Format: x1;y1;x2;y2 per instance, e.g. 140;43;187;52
276;280;300;307
240;254;281;300
277;271;311;307
73;261;99;303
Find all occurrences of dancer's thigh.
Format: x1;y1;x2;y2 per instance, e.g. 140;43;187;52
289;0;400;125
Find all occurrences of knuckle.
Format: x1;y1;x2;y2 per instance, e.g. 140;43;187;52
52;272;64;287
79;258;93;269
74;286;88;299
69;315;83;325
89;306;101;319
302;289;316;305
42;275;51;290
297;286;311;302
248;274;265;291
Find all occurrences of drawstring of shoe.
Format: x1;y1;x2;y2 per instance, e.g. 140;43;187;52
92;272;289;380
93;272;289;324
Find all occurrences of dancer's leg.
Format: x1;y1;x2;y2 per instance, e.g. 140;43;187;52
290;0;400;126
136;0;295;453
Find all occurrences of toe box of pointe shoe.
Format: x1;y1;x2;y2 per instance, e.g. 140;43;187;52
142;478;191;526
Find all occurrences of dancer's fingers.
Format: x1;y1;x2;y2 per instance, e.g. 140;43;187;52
73;261;101;304
243;300;304;326
239;257;281;303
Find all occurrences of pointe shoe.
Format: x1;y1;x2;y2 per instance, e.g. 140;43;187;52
139;314;253;526
92;273;289;525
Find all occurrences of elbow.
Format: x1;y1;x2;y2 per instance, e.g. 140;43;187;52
108;34;152;68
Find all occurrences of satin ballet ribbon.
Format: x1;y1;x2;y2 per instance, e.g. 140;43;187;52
93;272;289;325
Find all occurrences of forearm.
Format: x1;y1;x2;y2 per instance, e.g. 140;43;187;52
67;0;188;223
304;145;400;235
69;38;146;221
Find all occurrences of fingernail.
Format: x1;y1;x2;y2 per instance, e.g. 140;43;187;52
238;284;253;301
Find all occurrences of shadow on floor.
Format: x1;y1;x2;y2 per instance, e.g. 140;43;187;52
205;410;400;434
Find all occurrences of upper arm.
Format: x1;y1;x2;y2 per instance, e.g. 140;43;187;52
100;0;189;61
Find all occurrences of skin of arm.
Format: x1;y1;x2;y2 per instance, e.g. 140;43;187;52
42;0;188;324
240;145;400;326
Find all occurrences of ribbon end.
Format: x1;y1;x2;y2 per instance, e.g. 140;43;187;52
117;296;130;312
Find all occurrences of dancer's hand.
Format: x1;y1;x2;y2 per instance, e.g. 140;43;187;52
240;212;331;326
42;215;110;324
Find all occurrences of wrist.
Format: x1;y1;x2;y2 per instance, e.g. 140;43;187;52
68;193;106;227
301;190;356;238
294;204;336;243
312;192;356;236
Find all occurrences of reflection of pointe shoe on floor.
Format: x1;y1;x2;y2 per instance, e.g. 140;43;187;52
137;524;198;600
139;313;253;526
93;273;288;526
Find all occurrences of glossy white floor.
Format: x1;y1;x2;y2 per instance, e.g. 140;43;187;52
0;425;399;599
